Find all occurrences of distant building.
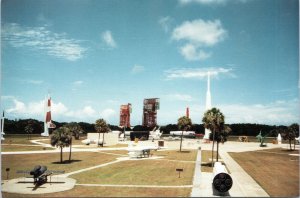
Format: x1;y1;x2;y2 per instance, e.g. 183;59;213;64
120;103;132;128
142;98;160;128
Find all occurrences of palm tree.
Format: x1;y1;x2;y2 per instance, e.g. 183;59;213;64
24;120;34;140
65;122;83;140
282;123;298;150
95;119;110;147
177;116;192;152
50;126;72;163
64;122;83;162
202;108;230;166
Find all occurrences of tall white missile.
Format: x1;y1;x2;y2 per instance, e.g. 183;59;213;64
41;94;56;137
1;111;5;140
203;72;212;141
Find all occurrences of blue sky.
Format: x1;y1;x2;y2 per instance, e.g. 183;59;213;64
1;0;299;126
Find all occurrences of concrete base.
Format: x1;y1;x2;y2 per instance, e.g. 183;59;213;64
2;177;76;194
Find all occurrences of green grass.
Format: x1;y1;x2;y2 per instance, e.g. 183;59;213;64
1;145;55;152
2;186;192;197
201;150;219;172
1;134;46;145
1;152;118;180
227;135;290;144
153;149;197;161
229;148;299;197
71;159;195;186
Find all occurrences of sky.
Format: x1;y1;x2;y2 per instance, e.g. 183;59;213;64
1;0;299;126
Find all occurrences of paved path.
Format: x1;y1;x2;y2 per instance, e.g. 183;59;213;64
218;150;269;197
190;147;202;197
2;177;76;194
60;159;123;178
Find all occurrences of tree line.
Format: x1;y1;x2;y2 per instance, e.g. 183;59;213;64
2;118;299;137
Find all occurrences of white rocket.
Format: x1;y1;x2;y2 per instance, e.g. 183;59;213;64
1;111;5;140
41;95;56;137
203;72;212;141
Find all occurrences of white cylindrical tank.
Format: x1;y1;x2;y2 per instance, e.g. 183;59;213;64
277;133;282;144
212;162;233;193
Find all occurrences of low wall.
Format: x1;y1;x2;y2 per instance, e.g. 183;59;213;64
87;133;118;146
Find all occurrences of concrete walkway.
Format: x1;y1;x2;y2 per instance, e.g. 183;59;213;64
188;141;284;197
1;177;76;194
60;159;123;177
218;150;269;197
190;147;202;197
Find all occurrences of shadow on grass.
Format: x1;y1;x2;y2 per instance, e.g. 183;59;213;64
201;162;213;167
178;150;191;153
52;159;82;164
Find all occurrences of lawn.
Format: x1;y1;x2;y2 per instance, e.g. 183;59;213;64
201;150;219;172
38;136;87;145
2;186;191;197
1;152;117;180
153;149;197;161
227;135;290;144
229;148;299;197
1;145;55;152
70;159;195;186
1;134;46;145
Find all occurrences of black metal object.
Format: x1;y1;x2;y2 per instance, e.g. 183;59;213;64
29;165;49;185
6;168;10;179
176;168;183;178
130;131;149;141
213;172;233;193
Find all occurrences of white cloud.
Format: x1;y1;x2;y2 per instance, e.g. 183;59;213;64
71;80;84;91
165;67;234;80
172;19;226;47
102;30;117;48
131;64;145;74
2;23;87;61
164;94;194;102
6;99;26;114
100;108;116;121
66;105;97;118
158;16;173;33
26;80;43;84
178;0;247;5
179;0;226;5
2;96;101;122
159;99;299;126
180;44;211;61
72;81;83;86
171;19;226;61
218;100;300;125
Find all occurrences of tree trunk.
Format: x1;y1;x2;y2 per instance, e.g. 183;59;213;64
216;141;219;162
69;138;72;162
98;132;101;147
75;133;79;140
179;131;184;152
289;139;292;150
211;130;216;167
294;139;296;150
60;147;63;163
102;133;105;147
